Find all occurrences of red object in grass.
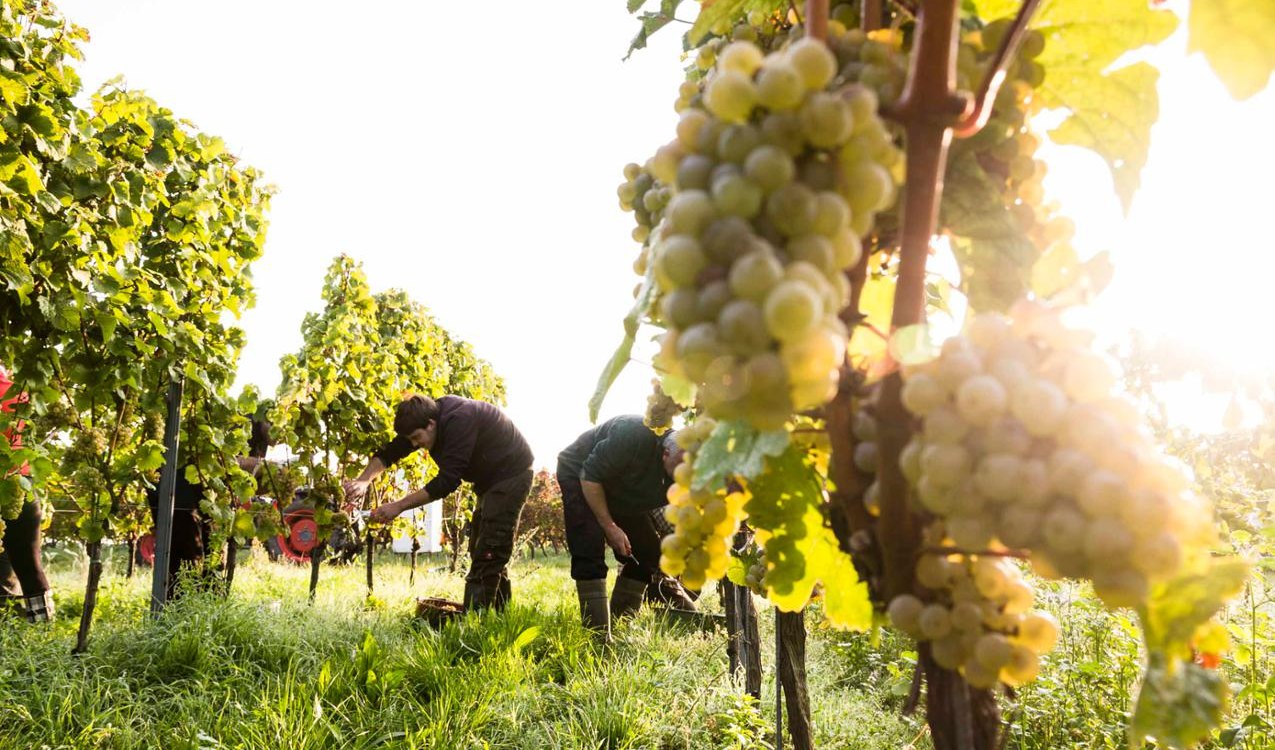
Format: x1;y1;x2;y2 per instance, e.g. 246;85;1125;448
1194;651;1223;670
138;533;156;565
0;365;30;476
277;506;319;564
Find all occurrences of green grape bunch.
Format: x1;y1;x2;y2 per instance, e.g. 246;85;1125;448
743;545;767;595
659;417;750;590
889;522;1060;689
953;21;1059;242
898;301;1215;610
644;379;680;434
629;32;902;432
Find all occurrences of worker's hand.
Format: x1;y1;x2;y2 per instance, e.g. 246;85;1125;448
369;500;403;525
343;478;370;503
602;522;632;557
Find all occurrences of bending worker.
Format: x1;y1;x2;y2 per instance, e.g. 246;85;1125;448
344;394;533;612
557;414;696;635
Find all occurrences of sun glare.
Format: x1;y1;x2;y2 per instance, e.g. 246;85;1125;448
1034;25;1275;432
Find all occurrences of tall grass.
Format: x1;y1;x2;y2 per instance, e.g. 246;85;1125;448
0;547;920;750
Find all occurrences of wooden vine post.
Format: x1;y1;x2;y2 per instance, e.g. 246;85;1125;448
148;377;185;618
776;608;813;750
308;542;324;602
365;485;377;596
224;535;239;594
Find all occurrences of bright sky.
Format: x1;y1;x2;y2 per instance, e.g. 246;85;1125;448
56;1;1274;462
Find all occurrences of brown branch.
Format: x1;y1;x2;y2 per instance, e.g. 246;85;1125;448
806;0;828;40
875;0;967;605
863;0;883;31
51;363;86;432
953;0;1045;138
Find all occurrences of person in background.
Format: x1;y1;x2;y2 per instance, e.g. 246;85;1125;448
344;394;534;612
146;416;274;601
0;365;53;623
556;414;697;637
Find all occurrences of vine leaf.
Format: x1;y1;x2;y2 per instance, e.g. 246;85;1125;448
973;0;1177;213
692;419;789;492
624;0;685;59
1130;657;1228;750
687;0;785;48
1188;0;1275;100
1128;558;1249;748
811;523;873;629
1140;558;1249;657
588;265;656;422
1042;61;1165;214
744;446;871;625
942;151;1037;311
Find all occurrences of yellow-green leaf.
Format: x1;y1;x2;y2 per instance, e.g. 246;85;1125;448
1042;62;1165;213
1030;241;1080;299
1188;0;1275;100
1026;0;1178;212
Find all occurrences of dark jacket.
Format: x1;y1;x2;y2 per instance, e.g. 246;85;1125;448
557;415;671;515
373;396;533;498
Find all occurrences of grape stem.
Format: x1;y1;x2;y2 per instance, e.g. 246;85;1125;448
953;0;1045;138
806;0;828;40
890;0;918;20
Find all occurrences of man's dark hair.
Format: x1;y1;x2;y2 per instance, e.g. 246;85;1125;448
394;394;440;437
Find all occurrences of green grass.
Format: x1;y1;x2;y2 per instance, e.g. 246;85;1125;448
6;546;1272;749
0;547;922;750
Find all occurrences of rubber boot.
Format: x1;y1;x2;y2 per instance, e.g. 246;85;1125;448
647;575;699;612
23;590;54;623
576;579;610;639
463;579;494;612
610;576;648;620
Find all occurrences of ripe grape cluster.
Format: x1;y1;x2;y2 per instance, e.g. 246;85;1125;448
644;379;679;435
632;34;900;430
953;22;1076;252
618;162;669;252
898;301;1213;609
743;545;767;595
851;408;883;515
890;534;1060;688
659;417;749;590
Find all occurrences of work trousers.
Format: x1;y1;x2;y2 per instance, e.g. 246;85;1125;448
557;469;663;584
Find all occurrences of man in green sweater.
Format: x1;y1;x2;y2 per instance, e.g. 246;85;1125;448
556;415;696;635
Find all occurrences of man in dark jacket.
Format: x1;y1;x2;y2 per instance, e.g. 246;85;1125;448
557;415;695;636
344;394;534;612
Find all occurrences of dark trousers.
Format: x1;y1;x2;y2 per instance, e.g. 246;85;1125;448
147;505;212;601
0;500;48;598
466;470;533;595
557;469;663;584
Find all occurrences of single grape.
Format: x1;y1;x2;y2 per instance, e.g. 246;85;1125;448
763;279;824;342
705;69;758;123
